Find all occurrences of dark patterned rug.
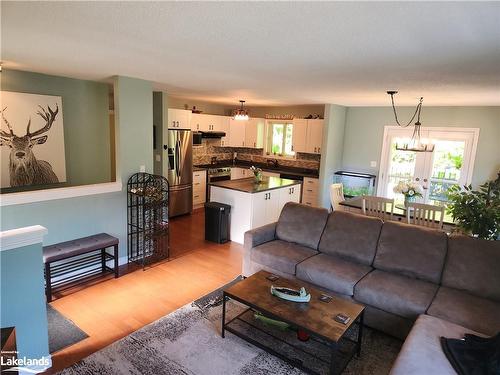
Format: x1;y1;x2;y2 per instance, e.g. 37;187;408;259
59;277;402;374
48;304;88;353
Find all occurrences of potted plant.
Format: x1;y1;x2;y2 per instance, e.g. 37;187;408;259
393;181;423;206
250;166;263;183
446;173;500;240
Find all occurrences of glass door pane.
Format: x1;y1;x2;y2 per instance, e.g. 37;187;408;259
384;136;419;205
425;139;465;205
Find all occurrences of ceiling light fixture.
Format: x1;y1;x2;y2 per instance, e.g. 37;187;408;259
233;100;249;121
387;91;434;153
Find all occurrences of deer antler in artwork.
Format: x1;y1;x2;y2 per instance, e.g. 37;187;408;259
28;104;59;137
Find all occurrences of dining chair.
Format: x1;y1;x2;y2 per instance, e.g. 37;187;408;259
362;196;394;221
406;202;445;229
329;183;345;211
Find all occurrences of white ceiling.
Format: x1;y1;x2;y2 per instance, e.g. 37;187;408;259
2;1;500;106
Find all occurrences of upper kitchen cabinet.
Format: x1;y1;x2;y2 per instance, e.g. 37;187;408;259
292;119;308;153
168;108;191;129
168;109;191;129
306;119;324;154
228;119;246;147
190;113;209;131
291;119;324;154
245;118;265;148
219;116;231;147
206;115;223;131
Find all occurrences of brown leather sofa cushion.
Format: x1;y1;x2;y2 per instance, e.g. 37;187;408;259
276;202;329;250
318;211;383;265
374;221;447;283
442;235;500;302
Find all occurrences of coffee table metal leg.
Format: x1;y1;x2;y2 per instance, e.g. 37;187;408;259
221;292;226;338
357;311;364;357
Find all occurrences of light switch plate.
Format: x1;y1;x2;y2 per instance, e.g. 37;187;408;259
140;165;146;172
155;154;161;162
370;161;377;168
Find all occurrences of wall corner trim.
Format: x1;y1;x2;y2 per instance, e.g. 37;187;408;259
0;225;48;251
0;180;123;207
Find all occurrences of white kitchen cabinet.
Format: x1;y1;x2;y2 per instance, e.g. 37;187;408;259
306;119;324;154
168;109;191;129
190;113;209;131
193;170;207;207
228;119;246;147
245;118;265;148
251;190;280;229
278;184;301;214
302;177;319;207
219;116;231;146
292;119;308;153
230;167;249;180
206;115;222;131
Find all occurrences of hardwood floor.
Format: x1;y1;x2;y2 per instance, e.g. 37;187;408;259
45;209;243;374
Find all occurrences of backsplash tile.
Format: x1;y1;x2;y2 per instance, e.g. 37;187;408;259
193;139;320;171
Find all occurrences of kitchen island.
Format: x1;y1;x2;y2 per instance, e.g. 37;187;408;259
210;176;302;244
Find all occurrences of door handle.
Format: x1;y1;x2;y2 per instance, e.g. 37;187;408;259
318;147;320;153
423;178;428;182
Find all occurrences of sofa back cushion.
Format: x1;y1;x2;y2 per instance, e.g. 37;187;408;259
318;211;383;265
442;235;500;302
374;221;448;283
276;202;329;250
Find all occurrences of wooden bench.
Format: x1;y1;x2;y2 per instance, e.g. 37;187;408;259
43;233;119;302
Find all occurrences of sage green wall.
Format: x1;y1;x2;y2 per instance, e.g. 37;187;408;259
319;104;346;208
1;76;153;261
1;243;49;364
342;106;500;188
1;69;111;187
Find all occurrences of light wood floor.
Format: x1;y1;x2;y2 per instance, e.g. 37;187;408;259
45;209;243;374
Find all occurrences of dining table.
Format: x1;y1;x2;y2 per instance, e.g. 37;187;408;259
338;196;455;226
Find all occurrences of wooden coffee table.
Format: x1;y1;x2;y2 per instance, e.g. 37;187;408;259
222;270;365;375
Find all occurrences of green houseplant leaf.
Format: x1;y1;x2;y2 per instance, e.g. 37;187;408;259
446;172;500;240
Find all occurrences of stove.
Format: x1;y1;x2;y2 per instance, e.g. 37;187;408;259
207;166;231;182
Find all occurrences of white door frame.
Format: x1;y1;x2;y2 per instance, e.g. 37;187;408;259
377;126;480;197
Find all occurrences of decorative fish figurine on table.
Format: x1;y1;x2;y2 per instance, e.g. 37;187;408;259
270;285;311;303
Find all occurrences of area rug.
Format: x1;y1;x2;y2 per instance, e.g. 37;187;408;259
47;304;89;353
59;278;402;374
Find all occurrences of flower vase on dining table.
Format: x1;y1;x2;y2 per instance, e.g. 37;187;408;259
404;195;417;208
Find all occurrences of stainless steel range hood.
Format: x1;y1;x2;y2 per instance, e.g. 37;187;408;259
200;131;226;138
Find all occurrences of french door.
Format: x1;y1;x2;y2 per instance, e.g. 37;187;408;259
378;127;479;205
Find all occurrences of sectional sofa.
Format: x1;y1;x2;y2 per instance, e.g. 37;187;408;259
243;202;500;374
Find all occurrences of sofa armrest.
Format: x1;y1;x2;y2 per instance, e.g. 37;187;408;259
244;222;277;251
242;222;277;277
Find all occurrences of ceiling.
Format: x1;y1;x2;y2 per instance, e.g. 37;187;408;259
2;1;500;106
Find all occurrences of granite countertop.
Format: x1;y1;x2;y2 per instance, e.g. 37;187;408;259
194;160;319;178
210;176;302;194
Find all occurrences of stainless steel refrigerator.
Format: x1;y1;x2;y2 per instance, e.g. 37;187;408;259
166;129;193;217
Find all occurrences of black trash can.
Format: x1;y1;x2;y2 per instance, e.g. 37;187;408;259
205;202;231;244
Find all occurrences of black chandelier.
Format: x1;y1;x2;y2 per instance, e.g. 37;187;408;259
387;91;434;153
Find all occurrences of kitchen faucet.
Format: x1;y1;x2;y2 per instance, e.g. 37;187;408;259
267;158;279;168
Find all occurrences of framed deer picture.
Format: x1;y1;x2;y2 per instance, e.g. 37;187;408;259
0;91;67;188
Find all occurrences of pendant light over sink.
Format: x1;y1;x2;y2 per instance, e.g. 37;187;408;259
387;91;434;153
233;100;249;121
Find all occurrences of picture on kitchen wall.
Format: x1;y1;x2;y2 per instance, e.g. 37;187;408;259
0;91;66;188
